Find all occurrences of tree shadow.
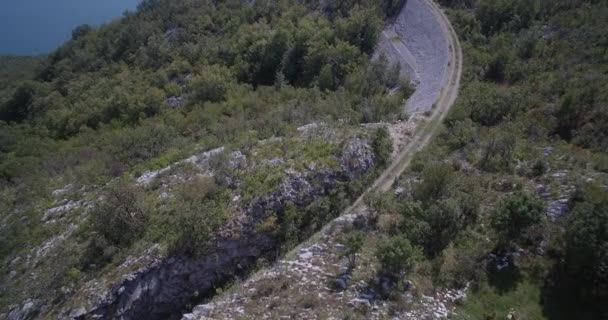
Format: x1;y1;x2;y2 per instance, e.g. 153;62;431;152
486;252;523;294
487;265;522;294
541;265;606;320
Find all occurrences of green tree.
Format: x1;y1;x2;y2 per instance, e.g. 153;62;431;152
71;24;93;40
189;65;233;103
372;127;393;168
563;186;608;308
376;235;422;278
171;176;227;255
423;199;463;257
336;8;382;54
280;202;301;251
317;64;336;91
479;130;517;172
491;191;544;245
414;163;454;203
341;231;365;269
0;82;36;122
90;181;148;247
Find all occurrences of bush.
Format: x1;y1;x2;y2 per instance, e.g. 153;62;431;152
372;127;393;168
443;118;476;151
279;202;301;251
490;191;544;246
376;235;422;278
464;83;526;126
479;129;517;172
84;181;148;268
90;181;148;247
341;231;365;269
169;176;228;255
423;199;463;257
414;163;454;203
188;65;233;103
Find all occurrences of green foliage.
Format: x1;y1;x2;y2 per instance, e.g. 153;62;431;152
341;231;365;268
71;24;93;40
442;118;476;151
376;235;422;278
0;56;42;105
490;192;544;245
423;199;464;257
165;176;228;255
335;8;382;55
476;0;541;36
455;82;526;126
109;122;179;168
0;81;50;123
479;128;517;172
189;65;233;103
456;277;545;320
279;202;301;251
372;127;393;168
86;180;148;267
396;201;431;243
414;163;454;203
90;181;148;247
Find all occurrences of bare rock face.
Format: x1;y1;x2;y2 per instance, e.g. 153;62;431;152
78;234;275;320
6;299;43;320
66;138;376;320
340;138;376;180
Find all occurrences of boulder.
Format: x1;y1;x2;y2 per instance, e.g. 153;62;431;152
7;299;42;320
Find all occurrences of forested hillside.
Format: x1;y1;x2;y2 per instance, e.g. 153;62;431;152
0;0;410;317
354;0;607;319
2;0;607;319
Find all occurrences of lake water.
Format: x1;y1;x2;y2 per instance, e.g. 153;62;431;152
0;0;141;55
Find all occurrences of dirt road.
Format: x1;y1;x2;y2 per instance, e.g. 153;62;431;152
182;1;463;318
338;0;463;218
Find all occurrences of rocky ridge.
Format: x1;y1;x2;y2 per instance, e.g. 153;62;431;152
52;129;379;320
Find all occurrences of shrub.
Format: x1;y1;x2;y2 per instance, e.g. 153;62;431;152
169;176;228;254
372;127;393;168
376;235;422;278
172;199;227;255
413;163;454;203
279;202;301;251
423;199;463;257
479;129;517;172
490;191;544;246
443;118;476;151
90;181;147;247
188;65;233;103
341;231;365;269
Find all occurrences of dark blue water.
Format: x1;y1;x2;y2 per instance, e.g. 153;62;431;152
0;0;141;55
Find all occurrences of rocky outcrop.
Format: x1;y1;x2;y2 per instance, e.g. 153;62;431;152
64;137;376;320
80;234;275;320
5;299;43;320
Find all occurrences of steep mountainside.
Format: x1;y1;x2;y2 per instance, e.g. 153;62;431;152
1;0;607;319
0;0;416;319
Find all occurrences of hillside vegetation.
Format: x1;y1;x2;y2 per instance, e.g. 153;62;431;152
0;0;411;316
354;0;608;319
2;0;607;319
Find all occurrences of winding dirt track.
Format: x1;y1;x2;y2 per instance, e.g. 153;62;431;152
183;2;462;318
337;0;463;217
